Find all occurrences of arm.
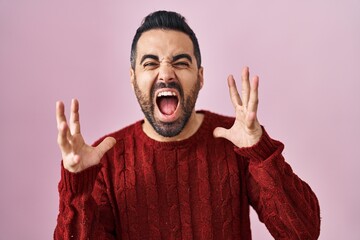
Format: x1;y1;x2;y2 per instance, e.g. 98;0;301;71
54;99;117;239
236;129;320;239
213;67;320;239
54;164;116;239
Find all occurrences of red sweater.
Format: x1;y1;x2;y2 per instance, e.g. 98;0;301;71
54;111;320;240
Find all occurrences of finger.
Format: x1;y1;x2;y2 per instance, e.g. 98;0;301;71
227;75;242;108
246;111;258;129
56;100;72;153
247;75;259;114
213;127;230;139
56;101;66;128
96;137;117;158
70;98;81;135
57;121;71;154
241;66;250;108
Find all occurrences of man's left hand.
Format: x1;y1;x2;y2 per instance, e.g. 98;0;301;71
213;66;263;148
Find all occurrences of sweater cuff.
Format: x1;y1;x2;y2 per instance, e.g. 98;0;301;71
60;162;102;194
234;127;284;162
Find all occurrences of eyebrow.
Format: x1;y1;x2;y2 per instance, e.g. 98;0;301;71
172;54;192;63
139;53;193;65
140;54;159;65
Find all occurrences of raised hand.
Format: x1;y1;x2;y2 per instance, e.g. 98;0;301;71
213;67;263;148
56;99;116;173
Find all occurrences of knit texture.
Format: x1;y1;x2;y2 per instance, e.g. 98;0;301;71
54;110;320;240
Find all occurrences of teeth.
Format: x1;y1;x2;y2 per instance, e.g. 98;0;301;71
157;91;177;97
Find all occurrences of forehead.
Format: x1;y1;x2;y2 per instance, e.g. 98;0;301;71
136;29;194;58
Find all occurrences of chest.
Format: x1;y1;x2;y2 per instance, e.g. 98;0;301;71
106;142;250;239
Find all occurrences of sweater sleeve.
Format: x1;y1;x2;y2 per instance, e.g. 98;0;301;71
234;128;321;240
54;162;116;240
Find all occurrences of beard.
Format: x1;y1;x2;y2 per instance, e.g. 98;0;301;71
133;76;201;138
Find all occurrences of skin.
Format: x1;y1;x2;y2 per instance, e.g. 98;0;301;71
130;29;204;142
56;29;262;173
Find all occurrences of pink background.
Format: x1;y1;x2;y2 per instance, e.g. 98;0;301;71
1;0;359;239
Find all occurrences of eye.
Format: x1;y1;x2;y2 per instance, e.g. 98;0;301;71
173;61;190;68
143;62;159;69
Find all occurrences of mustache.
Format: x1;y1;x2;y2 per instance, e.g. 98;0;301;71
151;81;184;99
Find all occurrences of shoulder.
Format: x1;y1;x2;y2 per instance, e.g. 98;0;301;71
92;120;141;148
200;110;235;130
92;120;143;169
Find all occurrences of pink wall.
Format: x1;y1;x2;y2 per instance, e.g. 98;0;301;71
1;1;359;239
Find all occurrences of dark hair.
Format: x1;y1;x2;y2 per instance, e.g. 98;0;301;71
130;10;201;69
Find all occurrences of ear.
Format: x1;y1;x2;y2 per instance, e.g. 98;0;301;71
130;67;135;91
198;67;204;89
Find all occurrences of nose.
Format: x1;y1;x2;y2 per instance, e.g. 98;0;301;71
158;62;175;83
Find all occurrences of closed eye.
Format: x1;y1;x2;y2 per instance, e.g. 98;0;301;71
143;62;159;69
173;61;190;68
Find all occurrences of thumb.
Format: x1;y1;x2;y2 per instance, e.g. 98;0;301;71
96;137;117;157
213;127;229;139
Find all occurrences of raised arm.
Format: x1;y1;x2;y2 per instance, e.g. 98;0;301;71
214;67;320;239
54;99;117;239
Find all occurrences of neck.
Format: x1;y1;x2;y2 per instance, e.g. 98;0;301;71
142;111;204;142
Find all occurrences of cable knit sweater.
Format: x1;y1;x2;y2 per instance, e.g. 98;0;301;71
54;110;320;240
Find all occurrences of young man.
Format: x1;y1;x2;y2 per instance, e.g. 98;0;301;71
54;11;320;240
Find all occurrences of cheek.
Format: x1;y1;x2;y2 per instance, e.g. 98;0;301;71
135;72;156;94
178;72;200;93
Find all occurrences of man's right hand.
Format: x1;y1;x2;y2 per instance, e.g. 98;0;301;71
56;99;116;173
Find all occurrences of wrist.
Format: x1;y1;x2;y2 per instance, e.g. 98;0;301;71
60;162;102;194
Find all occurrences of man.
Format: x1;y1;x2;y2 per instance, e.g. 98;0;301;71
54;11;320;239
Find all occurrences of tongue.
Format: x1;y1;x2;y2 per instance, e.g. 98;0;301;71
158;97;178;115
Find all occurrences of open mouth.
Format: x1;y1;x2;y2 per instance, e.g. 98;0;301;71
156;90;179;116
